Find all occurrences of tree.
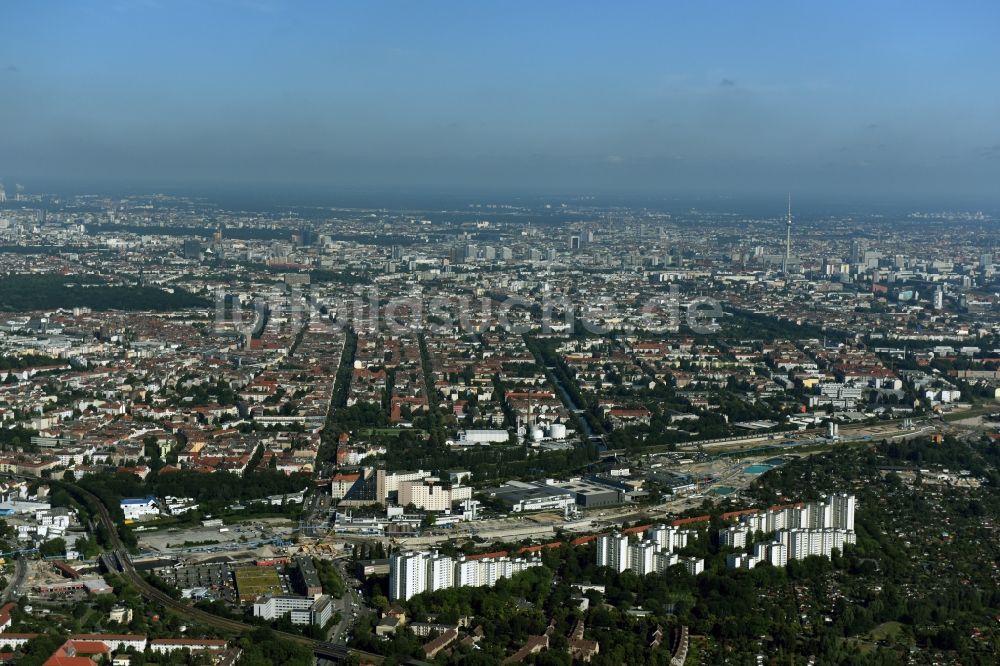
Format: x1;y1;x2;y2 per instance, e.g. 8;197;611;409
38;538;66;558
235;628;313;666
75;536;100;559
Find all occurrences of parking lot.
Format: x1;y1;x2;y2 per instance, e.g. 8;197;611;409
137;519;295;554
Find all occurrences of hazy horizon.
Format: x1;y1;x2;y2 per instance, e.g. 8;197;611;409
2;1;999;204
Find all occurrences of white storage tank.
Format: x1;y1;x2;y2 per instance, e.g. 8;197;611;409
530;426;544;442
548;423;567;440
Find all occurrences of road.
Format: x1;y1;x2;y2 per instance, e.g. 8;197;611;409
51;480;318;648
0;475;385;663
603;410;961;459
325;558;369;644
1;557;27;603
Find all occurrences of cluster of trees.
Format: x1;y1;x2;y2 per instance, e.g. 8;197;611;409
3;571;200;650
355;435;1000;663
0;275;210;312
46;479;131;549
525;335;606;436
723;307;844;342
52;464;310;541
0;425;37;450
746;436;1000;659
4;633;68;666
317;329;361;465
0;354;64;370
526;333;796;455
91;223;289;241
314;558;346;598
167;377;240;407
327;402;388;433
352;566;556;663
38;537;66;557
308;268;369;285
0;519;15;553
351;541;387;561
0;245;99;256
120;468;309;513
378;428;598;483
234;628;314;666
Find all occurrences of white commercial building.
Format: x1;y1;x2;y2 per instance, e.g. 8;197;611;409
455;557;482;588
120;497;159;521
682;555;705;575
830;493;856;531
741;494;855;534
253;594;333;626
487;480;576;513
149;638;228;654
454;430;510;446
72;635;148;652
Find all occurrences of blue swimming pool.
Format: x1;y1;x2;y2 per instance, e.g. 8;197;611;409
744;464;774;474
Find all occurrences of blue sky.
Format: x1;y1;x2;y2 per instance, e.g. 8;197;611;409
1;1;999;204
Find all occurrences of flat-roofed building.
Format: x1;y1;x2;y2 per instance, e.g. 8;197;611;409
486;481;575;513
556;478;625;508
398;478;472;511
293;556;323;598
253;594;332;626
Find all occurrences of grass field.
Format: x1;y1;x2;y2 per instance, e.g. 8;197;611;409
867;621;904;641
942;403;996;423
370;427;429;437
234;566;283;601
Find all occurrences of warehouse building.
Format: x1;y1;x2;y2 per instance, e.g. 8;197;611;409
486;481;575;513
557;478;625;508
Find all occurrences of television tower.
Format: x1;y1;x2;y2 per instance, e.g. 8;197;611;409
784;194;792;272
786;194;792;260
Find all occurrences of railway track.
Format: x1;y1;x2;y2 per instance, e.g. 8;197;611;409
55;480;318;648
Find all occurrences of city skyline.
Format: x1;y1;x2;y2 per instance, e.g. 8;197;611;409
2;5;1000;663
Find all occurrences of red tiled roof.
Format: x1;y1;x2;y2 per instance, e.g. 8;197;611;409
463;550;508;561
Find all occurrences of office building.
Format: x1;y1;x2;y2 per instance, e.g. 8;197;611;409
253;594;332;626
